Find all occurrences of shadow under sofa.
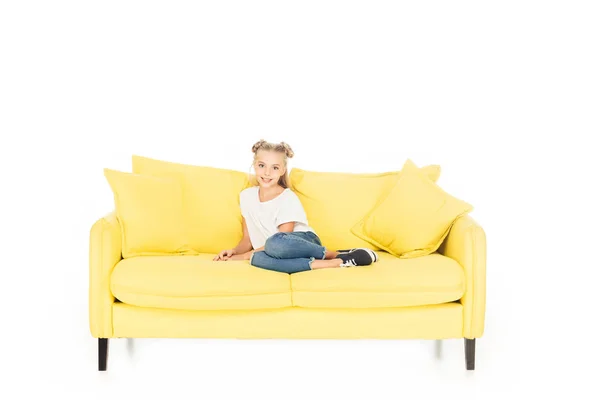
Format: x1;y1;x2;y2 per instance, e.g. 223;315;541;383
89;211;486;372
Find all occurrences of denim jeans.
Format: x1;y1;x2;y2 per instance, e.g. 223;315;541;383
250;231;326;274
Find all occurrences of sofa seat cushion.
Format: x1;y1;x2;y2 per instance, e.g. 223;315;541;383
290;252;464;308
110;254;292;311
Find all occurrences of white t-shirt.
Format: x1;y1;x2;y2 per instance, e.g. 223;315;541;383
239;186;315;249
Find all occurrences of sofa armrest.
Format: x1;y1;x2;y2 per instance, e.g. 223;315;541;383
438;215;487;338
89;211;122;338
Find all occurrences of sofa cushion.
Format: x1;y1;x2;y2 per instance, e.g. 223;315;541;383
110;254;292;310
103;168;192;258
352;159;473;258
132;155;250;254
289;164;440;251
291;251;464;308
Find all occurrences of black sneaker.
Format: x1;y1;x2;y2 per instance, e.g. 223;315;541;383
337;248;379;262
335;248;378;267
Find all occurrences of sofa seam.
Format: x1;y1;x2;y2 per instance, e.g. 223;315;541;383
111;286;463;298
111;284;464;296
290;283;465;294
111;285;292;298
292;290;463;296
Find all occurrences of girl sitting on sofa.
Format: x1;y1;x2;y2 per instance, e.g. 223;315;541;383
213;139;378;274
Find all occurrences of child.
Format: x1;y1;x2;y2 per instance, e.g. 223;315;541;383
213;139;379;274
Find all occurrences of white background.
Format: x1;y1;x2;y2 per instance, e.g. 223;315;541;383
2;0;599;398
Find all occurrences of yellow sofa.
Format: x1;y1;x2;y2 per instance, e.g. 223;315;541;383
89;157;486;371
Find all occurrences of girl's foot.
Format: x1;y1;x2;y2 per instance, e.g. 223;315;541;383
335;248;378;267
337;248;379;262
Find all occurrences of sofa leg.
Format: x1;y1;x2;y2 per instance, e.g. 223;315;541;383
464;338;475;370
99;338;108;371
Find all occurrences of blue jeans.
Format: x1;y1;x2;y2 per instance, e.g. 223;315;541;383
250;231;326;274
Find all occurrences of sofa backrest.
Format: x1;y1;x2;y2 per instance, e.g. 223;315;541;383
129;155;440;254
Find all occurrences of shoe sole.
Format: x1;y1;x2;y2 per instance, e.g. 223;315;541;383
364;248;378;263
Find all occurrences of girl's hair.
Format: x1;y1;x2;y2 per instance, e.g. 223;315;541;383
250;139;295;188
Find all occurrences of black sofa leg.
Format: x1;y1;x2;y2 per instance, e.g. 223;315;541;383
464;338;475;370
99;338;108;371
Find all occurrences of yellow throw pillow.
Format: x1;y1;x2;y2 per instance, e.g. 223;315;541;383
289;164;441;251
351;159;473;258
103;168;191;258
420;164;441;182
132;155;249;253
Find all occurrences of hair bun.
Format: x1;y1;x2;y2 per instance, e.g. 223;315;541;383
252;139;267;154
280;142;294;158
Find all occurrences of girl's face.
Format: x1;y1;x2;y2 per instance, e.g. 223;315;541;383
254;150;285;188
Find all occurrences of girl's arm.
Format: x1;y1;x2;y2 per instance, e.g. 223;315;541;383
218;218;254;261
232;217;253;255
277;222;295;233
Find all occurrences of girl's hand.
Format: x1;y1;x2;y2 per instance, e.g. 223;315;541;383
214;249;235;261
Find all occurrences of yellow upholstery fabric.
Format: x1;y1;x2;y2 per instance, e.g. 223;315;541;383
89;212;121;338
112;302;463;339
417;164;441;182
110;254;292;310
352;159;473;258
291;251;464;308
103;168;190;258
438;215;486;338
90;160;485;343
289;164;441;251
132;155;249;254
